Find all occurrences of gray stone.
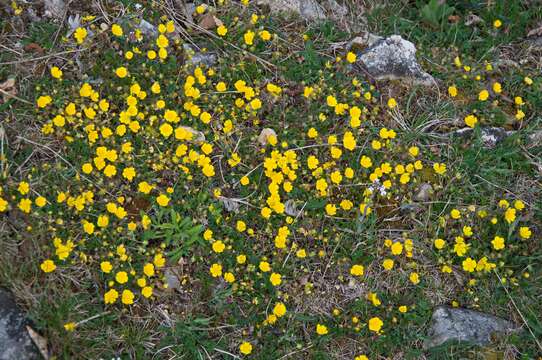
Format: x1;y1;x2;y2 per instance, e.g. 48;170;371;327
348;32;383;49
257;128;277;146
164;269;181;291
424;306;517;349
453;127;514;148
0;289;41;360
357;35;435;86
182;44;217;67
256;0;326;21
43;0;65;19
414;183;433;202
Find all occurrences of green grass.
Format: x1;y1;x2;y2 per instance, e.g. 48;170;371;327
0;0;541;359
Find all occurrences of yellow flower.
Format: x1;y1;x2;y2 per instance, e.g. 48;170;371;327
270;272;282;286
316;324;328;335
450;209;461;219
223;272;235;283
64;322;77;331
100;261;113;273
156;194;170;207
259;261;271;272
159;123;173;138
368;317;383;333
346;51;356;63
115;271;128;284
492;82;502;94
350;264;364;276
111;24;123;36
156;34;169;48
122;167;136;181
307;127;318;138
210;263;222;277
493;19;502;28
239;342;252;355
504;208;516;223
433;163;446;175
115;67;128;78
491;236;505;250
244;30;255;45
273;302;286;317
104;289;119;304
387;98;397;109
519;226;531;239
40;259;56;273
236;220;246;232
74;27;87;44
355;356;369;360
464;114;478;128
103;164;117;178
399;305;408;313
212;240;225;253
35;196;46;207
326;95;337;107
448;85;457;97
121;289;134;305
391;242;403;255
524;77;533;85
154;253;166;268
343;131;356;150
217;25;228;36
462;257;476;272
138;181;153;194
83;221;95;234
382;258;394;270
0;198;8;212
409;272;420;284
434;238;446;250
50;66;63;79
36;95;52;108
247;24;264;39
360;155;372;168
478;89;489;101
143;263;155;277
141;286;153;298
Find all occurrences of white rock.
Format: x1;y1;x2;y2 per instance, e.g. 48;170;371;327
358;35;435;86
43;0;65;19
424;306;517;349
257;0;326;21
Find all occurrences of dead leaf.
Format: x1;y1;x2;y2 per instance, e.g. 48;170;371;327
198;13;223;30
125;196;151;218
23;43;45;54
0;78;17;102
26;326;49;360
448;15;460;23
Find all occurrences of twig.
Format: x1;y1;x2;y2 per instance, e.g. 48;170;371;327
0;49;89;66
76;311;110;326
214;348;240;359
0;88;32;105
277;344;313;359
